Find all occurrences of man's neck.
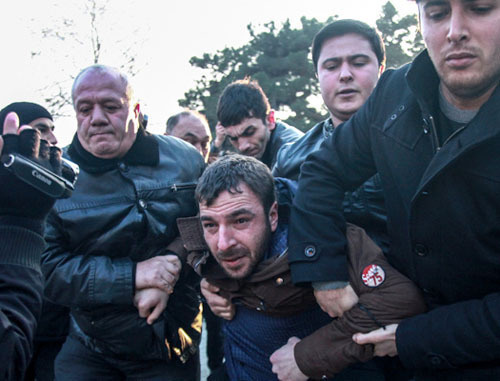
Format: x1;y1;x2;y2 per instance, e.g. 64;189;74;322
440;81;498;111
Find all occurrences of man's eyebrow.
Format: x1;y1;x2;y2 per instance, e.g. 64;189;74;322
32;122;51;129
228;208;255;218
349;54;370;61
241;125;255;135
181;132;197;139
200;215;214;222
422;0;448;8
322;57;341;66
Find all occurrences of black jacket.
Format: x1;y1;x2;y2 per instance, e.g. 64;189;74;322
289;50;500;378
260;121;303;169
0;218;45;380
42;130;205;363
273;119;389;254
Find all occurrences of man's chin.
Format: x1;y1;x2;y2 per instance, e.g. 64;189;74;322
221;264;252;280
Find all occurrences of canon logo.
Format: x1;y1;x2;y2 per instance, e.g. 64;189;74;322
32;170;52;186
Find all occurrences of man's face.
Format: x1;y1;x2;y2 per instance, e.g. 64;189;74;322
224;116;274;159
317;33;381;126
73;70;138;159
200;183;278;280
419;0;500;106
29;117;57;146
168;115;211;162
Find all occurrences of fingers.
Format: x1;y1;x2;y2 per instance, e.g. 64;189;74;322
2;112;19;135
134;288;168;324
147;294;168;325
201;278;220;293
135;255;182;292
49;146;63;174
352;324;397;345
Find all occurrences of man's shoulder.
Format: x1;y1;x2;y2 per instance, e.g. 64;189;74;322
274;121;303;141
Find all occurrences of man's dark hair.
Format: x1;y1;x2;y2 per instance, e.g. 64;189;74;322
216;79;271;127
165;110;208;134
196;154;276;213
312;19;386;73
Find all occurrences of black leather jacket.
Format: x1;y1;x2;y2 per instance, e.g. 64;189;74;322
260;121;303;169
273;119;389;253
42;130;205;362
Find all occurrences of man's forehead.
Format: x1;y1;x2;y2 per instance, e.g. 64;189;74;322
320;34;375;60
174;116;210;137
199;186;262;216
75;71;127;97
224;117;262;136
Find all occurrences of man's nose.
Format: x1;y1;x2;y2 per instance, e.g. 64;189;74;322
217;225;236;252
194;142;204;156
238;139;252;154
48;130;58;146
447;8;469;43
339;63;354;82
91;106;107;125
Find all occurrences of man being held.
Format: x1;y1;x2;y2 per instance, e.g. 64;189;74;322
289;0;500;378
212;79;303;168
165;110;212;162
179;155;424;380
41;65;204;380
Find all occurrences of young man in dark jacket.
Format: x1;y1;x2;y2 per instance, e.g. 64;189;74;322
41;65;205;380
272;19;390;257
211;79;303;169
289;0;500;379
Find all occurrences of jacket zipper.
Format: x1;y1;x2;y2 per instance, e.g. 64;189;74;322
170;183;196;192
428;115;467;153
429;115;441;153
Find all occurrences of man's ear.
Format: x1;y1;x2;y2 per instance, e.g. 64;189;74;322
266;110;276;131
378;63;385;76
268;201;278;232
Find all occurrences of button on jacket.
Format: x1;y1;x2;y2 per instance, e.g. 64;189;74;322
289;50;500;378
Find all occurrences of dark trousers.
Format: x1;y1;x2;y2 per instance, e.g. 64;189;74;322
203;302;224;371
55;335;200;381
25;340;65;381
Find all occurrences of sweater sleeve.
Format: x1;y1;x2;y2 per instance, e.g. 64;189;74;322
0;221;45;380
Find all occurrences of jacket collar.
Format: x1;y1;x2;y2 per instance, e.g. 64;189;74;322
67;127;159;173
407;50;500;197
406;50;441;116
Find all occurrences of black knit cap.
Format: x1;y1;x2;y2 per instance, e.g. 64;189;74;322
0;102;53;134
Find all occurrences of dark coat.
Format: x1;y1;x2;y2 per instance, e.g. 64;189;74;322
42;130;205;363
0;220;45;380
288;50;500;378
272;119;389;254
260;121;303;169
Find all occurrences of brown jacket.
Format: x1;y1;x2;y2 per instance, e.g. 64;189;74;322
177;217;426;379
177;216;318;317
294;224;427;379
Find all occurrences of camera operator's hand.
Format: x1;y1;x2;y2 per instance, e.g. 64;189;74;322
0;112;62;223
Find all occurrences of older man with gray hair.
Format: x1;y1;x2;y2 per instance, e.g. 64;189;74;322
41;64;204;380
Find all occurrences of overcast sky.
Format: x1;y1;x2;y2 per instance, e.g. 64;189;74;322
1;0;418;145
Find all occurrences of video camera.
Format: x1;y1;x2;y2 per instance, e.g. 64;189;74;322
1;154;79;199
